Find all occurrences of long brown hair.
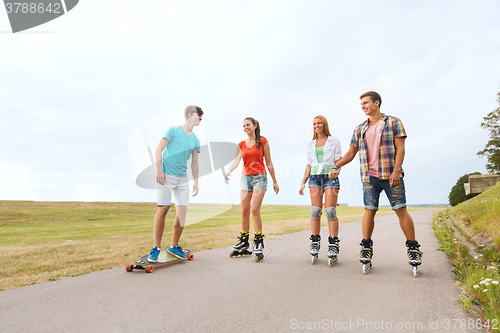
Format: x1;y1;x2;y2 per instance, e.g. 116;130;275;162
312;115;332;140
245;117;265;149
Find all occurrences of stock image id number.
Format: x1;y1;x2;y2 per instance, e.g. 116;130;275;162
5;2;62;14
442;319;498;330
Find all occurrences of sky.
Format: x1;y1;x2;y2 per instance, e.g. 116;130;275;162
1;0;499;209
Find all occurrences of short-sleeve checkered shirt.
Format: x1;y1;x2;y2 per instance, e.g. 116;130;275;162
350;114;407;183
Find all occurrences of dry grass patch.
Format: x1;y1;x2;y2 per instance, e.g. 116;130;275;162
1;200;431;290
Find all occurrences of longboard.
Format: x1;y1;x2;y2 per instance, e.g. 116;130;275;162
126;249;193;273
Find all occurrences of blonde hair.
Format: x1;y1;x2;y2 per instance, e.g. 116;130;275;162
312;115;331;140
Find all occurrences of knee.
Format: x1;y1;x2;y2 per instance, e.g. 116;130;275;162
364;208;377;216
325;207;337;220
251;207;260;216
396;207;411;219
176;206;187;217
311;206;322;220
241;207;251;216
156;206;170;216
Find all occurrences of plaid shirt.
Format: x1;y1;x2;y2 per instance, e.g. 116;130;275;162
350;114;407;182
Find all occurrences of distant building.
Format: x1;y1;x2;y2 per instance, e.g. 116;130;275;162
464;174;500;195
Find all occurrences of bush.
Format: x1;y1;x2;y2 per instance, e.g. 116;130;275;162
449;172;481;206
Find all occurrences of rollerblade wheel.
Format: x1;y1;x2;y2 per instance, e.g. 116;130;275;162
362;262;371;274
311;255;318;265
328;258;337;267
412;266;418;277
255;253;264;262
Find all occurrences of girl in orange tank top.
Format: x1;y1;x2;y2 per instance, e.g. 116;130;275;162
225;117;279;262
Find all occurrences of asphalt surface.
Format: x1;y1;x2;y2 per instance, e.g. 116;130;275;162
0;209;485;333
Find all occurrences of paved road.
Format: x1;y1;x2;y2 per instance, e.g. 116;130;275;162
0;210;483;332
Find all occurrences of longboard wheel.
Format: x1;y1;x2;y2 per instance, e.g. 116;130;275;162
412;266;418;277
125;264;134;272
187;253;194;261
145;265;154;273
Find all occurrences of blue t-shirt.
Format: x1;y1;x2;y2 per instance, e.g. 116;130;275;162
162;126;201;177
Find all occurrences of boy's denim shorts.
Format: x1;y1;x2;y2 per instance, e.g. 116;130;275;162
240;174;267;191
308;174;340;190
363;176;407;211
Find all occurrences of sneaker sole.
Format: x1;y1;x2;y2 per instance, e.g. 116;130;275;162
167;250;186;260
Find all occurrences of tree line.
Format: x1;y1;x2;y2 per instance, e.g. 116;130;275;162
448;89;500;206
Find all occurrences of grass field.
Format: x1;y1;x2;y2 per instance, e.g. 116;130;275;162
1;201;430;290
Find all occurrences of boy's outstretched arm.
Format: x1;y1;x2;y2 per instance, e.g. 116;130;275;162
328;146;358;179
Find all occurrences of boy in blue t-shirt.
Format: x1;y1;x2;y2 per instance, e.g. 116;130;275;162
148;105;203;262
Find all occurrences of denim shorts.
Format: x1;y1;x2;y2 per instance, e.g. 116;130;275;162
240;174;267;191
308;174;340;190
363;176;407;211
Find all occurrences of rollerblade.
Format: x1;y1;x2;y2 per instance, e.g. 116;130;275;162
309;235;321;264
327;236;340;267
359;239;373;274
406;240;423;277
253;232;265;262
229;232;252;258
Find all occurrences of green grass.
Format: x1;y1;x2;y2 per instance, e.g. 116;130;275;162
448;183;500;248
433;183;500;324
0;201;429;290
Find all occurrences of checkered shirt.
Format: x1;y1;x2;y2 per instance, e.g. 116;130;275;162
350;114;407;182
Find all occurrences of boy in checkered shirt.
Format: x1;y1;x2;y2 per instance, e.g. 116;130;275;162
329;91;422;268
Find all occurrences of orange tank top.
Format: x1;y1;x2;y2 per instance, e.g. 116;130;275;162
238;138;268;175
